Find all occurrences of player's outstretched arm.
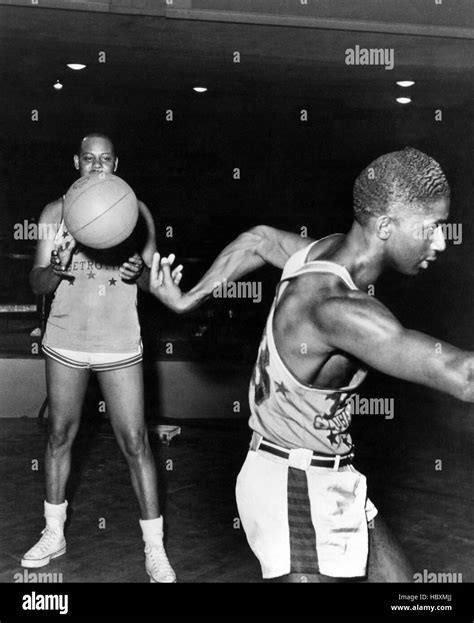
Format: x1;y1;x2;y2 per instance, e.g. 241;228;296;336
314;293;474;403
150;225;312;313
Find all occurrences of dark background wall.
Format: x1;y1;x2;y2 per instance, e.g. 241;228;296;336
0;2;472;353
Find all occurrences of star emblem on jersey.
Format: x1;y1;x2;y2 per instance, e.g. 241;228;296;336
327;430;340;446
274;381;289;397
108;278;117;286
86;271;96;280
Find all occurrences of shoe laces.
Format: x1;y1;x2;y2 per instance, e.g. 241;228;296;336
145;542;176;583
33;527;61;554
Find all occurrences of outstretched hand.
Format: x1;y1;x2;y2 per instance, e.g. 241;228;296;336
150;252;185;312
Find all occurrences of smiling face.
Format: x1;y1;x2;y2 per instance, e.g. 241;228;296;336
73;135;118;177
384;196;450;275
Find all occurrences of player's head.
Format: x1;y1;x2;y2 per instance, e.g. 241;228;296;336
353;147;451;275
74;133;118;177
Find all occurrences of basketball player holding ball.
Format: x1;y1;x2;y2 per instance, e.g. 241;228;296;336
22;133;181;583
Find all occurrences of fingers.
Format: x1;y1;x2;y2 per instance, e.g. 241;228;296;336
171;264;183;285
51;249;69;275
51;262;74;278
151;252;181;288
53;269;75;279
159;256;173;283
150;252;163;287
65;237;76;252
119;255;144;280
127;254;143;267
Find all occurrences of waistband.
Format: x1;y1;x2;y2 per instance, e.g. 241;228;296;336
250;432;354;471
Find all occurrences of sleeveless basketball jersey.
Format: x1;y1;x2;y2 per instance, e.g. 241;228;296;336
42;204;141;353
248;238;367;455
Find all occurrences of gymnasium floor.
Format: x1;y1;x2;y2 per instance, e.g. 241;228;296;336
0;374;472;584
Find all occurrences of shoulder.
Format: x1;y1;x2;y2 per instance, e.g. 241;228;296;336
280;271;386;329
39;198;63;224
275;271;350;329
284;270;352;303
312;287;400;341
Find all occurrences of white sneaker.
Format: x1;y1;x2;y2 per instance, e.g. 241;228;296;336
21;527;66;568
144;542;176;583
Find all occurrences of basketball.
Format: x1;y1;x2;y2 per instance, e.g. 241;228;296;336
63;173;139;249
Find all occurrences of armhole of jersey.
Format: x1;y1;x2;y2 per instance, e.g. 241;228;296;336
303;232;344;264
274;263;356;309
303;239;321;263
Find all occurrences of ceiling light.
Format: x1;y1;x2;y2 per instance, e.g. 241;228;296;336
53;80;63;90
396;80;415;88
396;97;411;104
193;87;207;93
67;63;86;70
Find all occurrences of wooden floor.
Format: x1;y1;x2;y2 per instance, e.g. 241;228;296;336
0;379;473;584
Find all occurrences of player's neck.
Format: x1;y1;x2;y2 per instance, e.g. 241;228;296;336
330;223;386;289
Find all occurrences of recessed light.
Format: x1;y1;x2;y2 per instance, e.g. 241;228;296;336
53;80;63;90
396;80;415;88
396;97;411;104
67;63;86;70
193;87;207;93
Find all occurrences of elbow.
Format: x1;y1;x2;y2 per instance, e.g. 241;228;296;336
459;360;474;403
29;268;49;297
29;272;41;297
240;225;271;254
449;356;474;402
247;224;269;238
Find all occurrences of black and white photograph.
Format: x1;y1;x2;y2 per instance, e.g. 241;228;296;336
0;0;472;619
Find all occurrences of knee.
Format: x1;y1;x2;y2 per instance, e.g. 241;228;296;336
47;426;75;453
121;431;149;459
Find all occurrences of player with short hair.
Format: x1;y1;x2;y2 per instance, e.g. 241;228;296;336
22;133;182;583
150;147;473;581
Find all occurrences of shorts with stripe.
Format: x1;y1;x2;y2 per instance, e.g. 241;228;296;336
235;446;377;579
42;344;143;372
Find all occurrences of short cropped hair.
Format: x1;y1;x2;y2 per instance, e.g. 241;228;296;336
77;133;116;157
353;147;450;224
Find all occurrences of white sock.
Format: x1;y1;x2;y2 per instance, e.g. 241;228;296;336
139;516;164;546
44;500;68;532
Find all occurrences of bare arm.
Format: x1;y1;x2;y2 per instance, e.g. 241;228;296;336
120;200;157;291
150;225;313;312
315;293;474;403
30;200;76;295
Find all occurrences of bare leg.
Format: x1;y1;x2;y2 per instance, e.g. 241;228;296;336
97;363;160;519
45;357;90;503
365;514;414;582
